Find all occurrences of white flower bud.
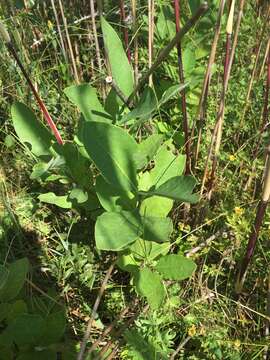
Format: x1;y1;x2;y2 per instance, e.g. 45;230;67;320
0;21;11;43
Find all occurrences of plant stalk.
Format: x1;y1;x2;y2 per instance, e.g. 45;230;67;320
127;2;208;106
174;0;190;174
119;0;131;63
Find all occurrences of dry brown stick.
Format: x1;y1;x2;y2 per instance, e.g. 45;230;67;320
98;304;149;359
169;336;191;360
193;0;226;167
87;298;138;356
58;0;80;84
77;261;116;360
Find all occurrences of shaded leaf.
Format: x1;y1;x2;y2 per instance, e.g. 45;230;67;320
134;134;164;169
0;258;29;302
64;84;112;122
95;176;136;212
142;216;173;243
120;87;157;124
11;102;53;157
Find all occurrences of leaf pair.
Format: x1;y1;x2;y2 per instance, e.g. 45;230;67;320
134;255;196;309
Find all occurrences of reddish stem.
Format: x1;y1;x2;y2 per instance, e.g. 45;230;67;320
174;0;190;174
7;43;64;145
119;0;131;63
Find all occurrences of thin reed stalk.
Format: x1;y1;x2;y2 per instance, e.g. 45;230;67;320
58;0;80;83
174;0;190;174
193;0;226;167
119;0;131;63
200;0;245;198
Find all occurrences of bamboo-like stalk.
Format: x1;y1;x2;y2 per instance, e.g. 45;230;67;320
193;0;226;167
259;38;270;79
205;0;236;198
131;0;139;86
58;0;80;84
50;0;68;63
119;0;131;63
0;21;63;145
127;2;208;106
236;149;270;293
90;0;105;99
200;0;245;197
148;0;154;86
174;0;190;174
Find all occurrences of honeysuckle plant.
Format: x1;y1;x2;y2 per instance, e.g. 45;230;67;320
4;15;202;309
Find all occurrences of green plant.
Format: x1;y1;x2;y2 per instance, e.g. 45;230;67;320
8;16;199;313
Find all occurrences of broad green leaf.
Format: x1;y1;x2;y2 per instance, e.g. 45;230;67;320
69;188;88;204
95;211;142;251
119;87;157;124
7;313;45;346
0;265;9;290
56;143;93;188
148;141;186;188
134;134;164;169
155;254;196;280
140;196;173;217
38;192;72;208
11;102;53;156
134;267;165;309
64;84;112;122
156;5;175;40
95;176;136;212
152;176;199;203
0;258;29;302
38;310;66;346
82;122;138;192
101;17;134;98
142;216;173;243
